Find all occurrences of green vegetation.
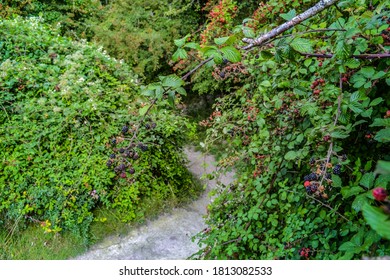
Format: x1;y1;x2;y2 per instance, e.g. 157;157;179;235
1;0;389;260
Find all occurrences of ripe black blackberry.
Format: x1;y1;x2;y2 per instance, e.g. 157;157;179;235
150;122;156;129
118;163;126;171
309;157;315;165
111;138;117;145
304;175;310;181
141;144;148;152
333;164;341;175
119;148;125;153
121;125;129;134
109;153;116;159
145;123;151;129
325;173;331;179
129;167;135;174
306;186;312;194
308;173;318;181
310;185;318;192
133;153;139;160
106;160;113;167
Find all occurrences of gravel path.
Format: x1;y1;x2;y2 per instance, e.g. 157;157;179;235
75;146;234;260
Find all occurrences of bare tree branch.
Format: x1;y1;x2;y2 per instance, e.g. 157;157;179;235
242;0;340;50
301;52;390;59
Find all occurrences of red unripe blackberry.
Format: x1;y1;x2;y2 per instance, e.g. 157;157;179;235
304;181;311;187
120;172;127;178
372;187;388;201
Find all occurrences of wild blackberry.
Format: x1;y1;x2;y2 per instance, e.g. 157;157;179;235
306;186;312;194
106;160;113;167
129;167;135;174
308;173;318;181
118;163;126;171
121;125;129;134
133;153;139;160
304;175;310;181
145;123;150;129
372;187;388;201
333;164;341;175
111;138;117;145
141;144;148;152
341;154;347;161
309;157;315;165
120;172;127;178
325;173;331;179
150;122;156;129
109;153;116;159
310;185;318;192
119;148;125;153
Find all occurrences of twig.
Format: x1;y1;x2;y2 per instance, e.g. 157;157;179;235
181;57;214;81
306;193;350;222
242;0;340;50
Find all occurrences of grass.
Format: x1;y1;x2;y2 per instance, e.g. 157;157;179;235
0;172;204;260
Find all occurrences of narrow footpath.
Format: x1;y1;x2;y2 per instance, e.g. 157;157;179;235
75;146;234;260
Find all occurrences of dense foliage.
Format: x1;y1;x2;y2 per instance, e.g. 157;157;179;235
181;0;390;259
0;17;194;246
1;0;389;261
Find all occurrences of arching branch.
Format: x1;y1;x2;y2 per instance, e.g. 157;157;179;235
242;0;340;50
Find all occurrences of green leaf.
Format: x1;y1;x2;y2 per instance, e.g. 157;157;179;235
284;151;297;160
332;175;342;188
214;36;231;45
375;161;390;175
160;75;184;88
290;38;313;53
374;128;390;143
330;131;350;139
139;105;151;116
345;58;360;69
174;35;189;47
338;241;358;251
242;26;255;38
370;118;390;127
280;9;296;21
362;204;390;240
352;193;368;212
167;91;175;107
220;46;241;63
341;186;364;199
184;42;200;50
172;48;187;61
369;97;383;107
359;172;375;188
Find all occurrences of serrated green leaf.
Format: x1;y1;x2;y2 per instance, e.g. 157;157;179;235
214;36;230;45
161;75;184;88
242;26;255;38
172;48;187;61
375;161;390;175
139;105;151;116
341;186;364;199
280;9;296;21
174;35;189;47
362;204;390;240
175;87;186;96
284;151;297;160
374;128;390;143
184;42;200;50
331;131;350;139
345;58;360;69
338;241;358;251
332;175;342;187
167;91;176;107
370;118;390;127
352;193;368;212
359;172;375;188
220;46;241;63
290;38;313;53
370;97;383;107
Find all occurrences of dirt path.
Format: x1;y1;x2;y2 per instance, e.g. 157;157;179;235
75;146;234;260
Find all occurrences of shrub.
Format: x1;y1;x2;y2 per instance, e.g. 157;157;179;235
0;17;194;242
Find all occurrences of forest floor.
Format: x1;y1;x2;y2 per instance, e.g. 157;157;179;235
74;146;235;260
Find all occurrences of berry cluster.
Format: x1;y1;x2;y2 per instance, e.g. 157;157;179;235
302;157;344;199
106;121;156;178
299;247;311;259
310;78;325;96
